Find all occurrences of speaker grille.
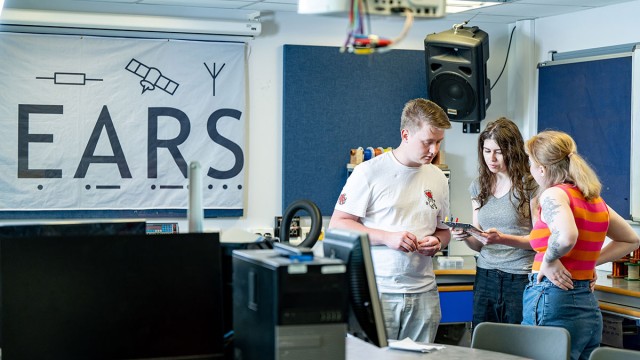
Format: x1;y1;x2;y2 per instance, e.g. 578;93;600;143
424;26;490;123
429;72;475;120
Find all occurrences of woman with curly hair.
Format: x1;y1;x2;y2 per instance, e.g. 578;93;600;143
451;117;538;329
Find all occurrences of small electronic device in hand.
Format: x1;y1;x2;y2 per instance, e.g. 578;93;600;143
441;221;482;233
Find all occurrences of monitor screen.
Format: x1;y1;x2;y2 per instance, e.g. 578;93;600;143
322;228;388;348
0;219;146;238
1;232;224;360
0;219;147;348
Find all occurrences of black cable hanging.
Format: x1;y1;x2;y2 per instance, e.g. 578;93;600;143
491;25;517;91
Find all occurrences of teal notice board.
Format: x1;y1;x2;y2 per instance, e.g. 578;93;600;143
282;45;427;216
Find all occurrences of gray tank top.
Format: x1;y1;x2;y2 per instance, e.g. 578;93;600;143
470;179;535;274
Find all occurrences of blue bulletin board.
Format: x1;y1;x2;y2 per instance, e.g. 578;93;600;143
282;45;427;216
537;55;631;219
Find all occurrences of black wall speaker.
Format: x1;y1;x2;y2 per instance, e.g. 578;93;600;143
425;26;491;123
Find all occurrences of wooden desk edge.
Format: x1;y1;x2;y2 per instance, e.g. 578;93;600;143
438;285;474;292
598;302;640;318
434;269;476;275
595;284;640;297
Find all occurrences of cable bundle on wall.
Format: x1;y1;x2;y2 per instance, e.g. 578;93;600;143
341;0;414;55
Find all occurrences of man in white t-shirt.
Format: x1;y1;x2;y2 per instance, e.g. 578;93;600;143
329;98;451;343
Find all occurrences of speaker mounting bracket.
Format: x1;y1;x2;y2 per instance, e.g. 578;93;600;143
463;122;481;134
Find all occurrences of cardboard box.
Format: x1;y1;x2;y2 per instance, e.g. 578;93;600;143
601;314;624;348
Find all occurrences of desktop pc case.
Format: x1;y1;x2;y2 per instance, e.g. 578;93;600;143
232;249;348;360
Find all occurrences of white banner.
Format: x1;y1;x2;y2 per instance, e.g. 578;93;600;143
0;32;246;217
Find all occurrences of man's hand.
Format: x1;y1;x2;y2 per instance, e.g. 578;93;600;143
385;231;418;252
417;235;441;257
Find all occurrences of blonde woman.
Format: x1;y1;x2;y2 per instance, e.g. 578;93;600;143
521;130;638;360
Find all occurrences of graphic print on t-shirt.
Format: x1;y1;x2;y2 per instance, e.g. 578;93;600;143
424;190;437;209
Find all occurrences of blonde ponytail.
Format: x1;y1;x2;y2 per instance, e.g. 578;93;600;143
567;152;602;200
526;131;602;200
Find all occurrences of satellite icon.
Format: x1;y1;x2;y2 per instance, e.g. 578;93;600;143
125;58;179;95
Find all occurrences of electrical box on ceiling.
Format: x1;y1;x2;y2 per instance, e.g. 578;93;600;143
298;0;446;18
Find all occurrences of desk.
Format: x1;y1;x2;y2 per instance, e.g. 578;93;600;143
593;270;640;349
594;269;640;319
347;335;529;360
434;255;477;285
434;261;640;320
434;256;476;324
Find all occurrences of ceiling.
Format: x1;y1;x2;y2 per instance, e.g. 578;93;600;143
2;0;637;24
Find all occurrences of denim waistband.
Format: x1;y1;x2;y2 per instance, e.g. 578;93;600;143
528;273;592;288
477;267;529;279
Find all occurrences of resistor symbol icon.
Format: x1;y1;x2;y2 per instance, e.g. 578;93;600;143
36;72;103;85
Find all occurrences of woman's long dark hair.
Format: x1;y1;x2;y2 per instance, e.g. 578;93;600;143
475;117;535;221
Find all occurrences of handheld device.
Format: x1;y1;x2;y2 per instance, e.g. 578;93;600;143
441;221;482;233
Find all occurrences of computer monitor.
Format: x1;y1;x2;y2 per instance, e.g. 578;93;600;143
0;219;146;238
1;232;224;359
0;219;148;348
322;228;388;347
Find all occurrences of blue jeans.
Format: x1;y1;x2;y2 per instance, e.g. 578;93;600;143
522;274;602;360
380;289;441;343
472;267;529;329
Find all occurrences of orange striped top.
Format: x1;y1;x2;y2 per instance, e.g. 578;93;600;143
529;183;609;280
